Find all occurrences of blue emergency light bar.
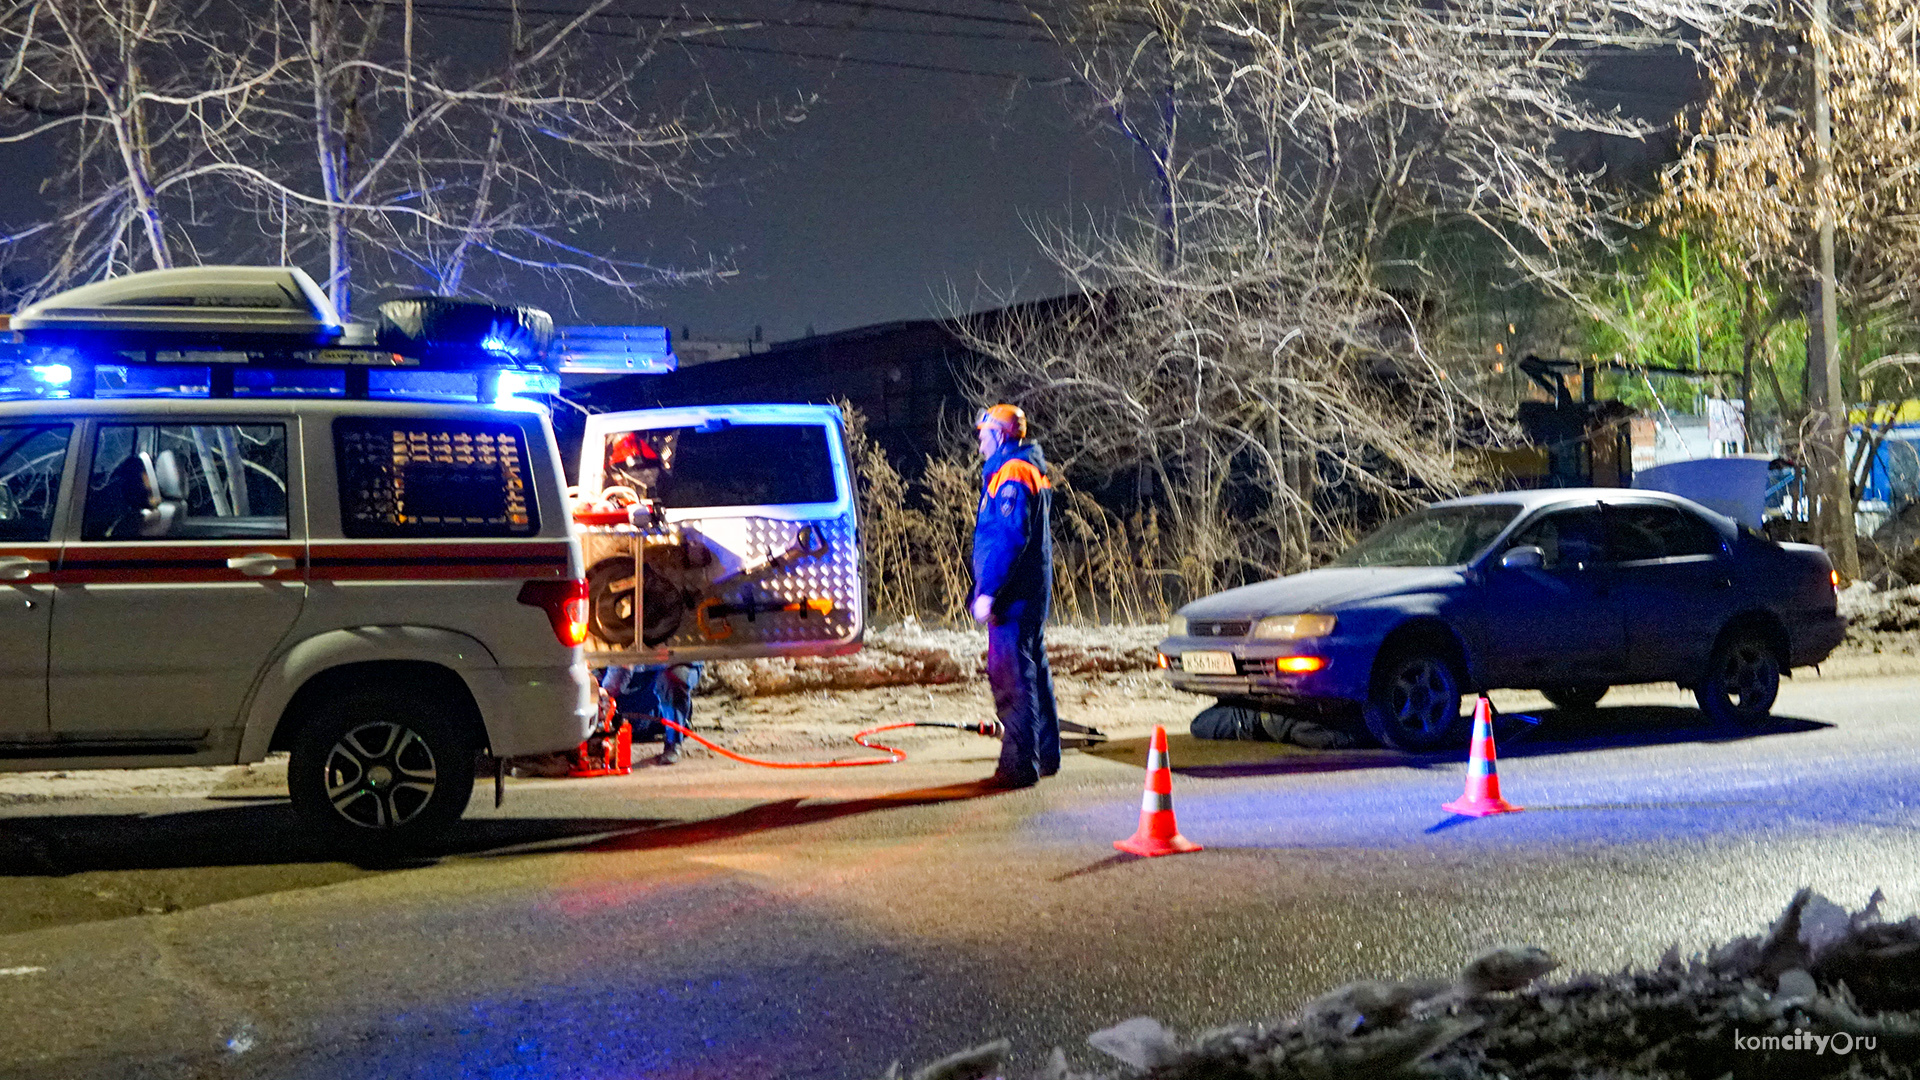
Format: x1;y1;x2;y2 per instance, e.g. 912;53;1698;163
0;267;677;405
551;325;677;374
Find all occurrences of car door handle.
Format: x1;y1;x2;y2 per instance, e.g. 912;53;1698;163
0;557;50;581
227;554;297;577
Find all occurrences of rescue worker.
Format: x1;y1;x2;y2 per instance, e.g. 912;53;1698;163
600;662;704;764
970;403;1062;788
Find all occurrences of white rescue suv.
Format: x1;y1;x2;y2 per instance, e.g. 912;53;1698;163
0;266;863;851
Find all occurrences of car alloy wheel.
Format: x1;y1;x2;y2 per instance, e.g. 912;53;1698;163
1695;631;1779;728
1364;651;1466;752
324;721;440;829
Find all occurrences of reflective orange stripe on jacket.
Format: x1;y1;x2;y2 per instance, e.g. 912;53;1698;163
985;458;1051;498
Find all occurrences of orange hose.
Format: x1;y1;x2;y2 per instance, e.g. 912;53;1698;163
659;718;913;768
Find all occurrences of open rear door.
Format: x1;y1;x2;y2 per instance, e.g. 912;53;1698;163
574;404;862;663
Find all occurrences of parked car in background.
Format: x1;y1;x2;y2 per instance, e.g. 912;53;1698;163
1158;489;1847;751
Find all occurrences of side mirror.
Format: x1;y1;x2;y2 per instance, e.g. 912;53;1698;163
1499;545;1546;571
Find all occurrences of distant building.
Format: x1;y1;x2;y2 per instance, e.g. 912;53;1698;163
673;337;754;368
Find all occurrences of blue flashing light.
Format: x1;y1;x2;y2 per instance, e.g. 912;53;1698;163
31;364;72;387
368;368;479;402
493;368;560;405
480;334;513;358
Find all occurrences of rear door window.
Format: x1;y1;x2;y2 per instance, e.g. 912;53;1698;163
335;417;537;538
81;424;289;541
0;424;71;542
1606;504;1724;563
602;423;835;509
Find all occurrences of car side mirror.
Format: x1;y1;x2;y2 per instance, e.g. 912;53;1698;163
1499;545;1545;571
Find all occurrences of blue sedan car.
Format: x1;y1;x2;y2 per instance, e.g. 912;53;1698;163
1158;489;1847;751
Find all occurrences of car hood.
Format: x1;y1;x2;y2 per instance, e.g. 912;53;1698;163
1180;567;1465;618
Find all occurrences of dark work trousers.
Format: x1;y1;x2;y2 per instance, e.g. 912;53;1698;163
988;604;1061;782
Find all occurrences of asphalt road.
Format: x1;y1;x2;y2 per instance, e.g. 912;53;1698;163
3;673;1920;1079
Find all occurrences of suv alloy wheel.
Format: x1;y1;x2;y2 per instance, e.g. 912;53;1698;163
289;684;479;851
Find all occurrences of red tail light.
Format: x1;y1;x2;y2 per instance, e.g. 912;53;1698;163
518;578;588;647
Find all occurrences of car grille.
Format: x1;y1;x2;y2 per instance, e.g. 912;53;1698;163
1188;619;1252;638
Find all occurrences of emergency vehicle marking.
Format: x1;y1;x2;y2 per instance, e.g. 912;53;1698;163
47;541;570;583
308;540;570;581
54;544;303;584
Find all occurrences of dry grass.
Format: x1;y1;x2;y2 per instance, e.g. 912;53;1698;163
841;403;1175;626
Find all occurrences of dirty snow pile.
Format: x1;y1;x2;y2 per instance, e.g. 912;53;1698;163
703;623;1166;698
1837;581;1920;652
880;889;1920;1080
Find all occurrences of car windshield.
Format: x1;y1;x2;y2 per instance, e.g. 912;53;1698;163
1330;504;1520;568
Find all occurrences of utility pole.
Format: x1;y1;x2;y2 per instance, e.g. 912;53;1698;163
1810;0;1859;577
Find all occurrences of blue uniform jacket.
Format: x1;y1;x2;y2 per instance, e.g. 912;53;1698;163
972;439;1053;618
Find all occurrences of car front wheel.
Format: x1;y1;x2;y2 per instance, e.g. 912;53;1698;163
1694;630;1780;728
289;684;479;852
1363;649;1468;752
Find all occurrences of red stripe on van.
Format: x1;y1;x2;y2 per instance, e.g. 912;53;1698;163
54;543;304;585
307;540;572;581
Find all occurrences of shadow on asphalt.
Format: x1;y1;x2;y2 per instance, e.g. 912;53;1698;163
0;779;1008;878
1087;705;1833;780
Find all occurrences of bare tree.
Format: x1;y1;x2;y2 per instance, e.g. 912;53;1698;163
0;0;793;314
0;0;285;290
961;0;1755;597
1659;0;1920;571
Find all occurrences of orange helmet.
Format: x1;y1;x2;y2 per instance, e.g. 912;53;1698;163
975;403;1028;440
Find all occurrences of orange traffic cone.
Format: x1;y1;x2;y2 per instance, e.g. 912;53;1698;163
1115;725;1202;857
1443;696;1521;817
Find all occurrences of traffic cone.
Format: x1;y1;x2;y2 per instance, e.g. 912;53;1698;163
1115;725;1202;857
1443;696;1521;817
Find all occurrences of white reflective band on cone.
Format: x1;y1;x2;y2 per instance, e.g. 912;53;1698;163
1147;749;1168;770
1141;790;1173;812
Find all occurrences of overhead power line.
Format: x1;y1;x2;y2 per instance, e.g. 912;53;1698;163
343;0;1075;81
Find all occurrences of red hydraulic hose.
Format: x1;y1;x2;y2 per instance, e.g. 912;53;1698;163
656;718;999;769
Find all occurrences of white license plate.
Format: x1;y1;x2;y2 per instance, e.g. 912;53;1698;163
1182;650;1238;676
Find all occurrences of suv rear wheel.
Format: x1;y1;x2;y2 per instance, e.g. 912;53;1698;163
1542;685;1609;712
1363;648;1469;752
1694;629;1780;728
289;684;479;852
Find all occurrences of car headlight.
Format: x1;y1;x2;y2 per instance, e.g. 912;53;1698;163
1167;613;1188;637
1252;613;1336;640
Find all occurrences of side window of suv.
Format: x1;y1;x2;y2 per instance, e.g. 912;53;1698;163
81;424;290;541
1606;504;1724;563
335;417;537;537
0;424;72;541
1508;508;1604;570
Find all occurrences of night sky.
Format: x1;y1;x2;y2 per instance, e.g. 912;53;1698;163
0;2;1695;345
571;0;1145;343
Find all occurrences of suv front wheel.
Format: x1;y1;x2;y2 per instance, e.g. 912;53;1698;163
289;684;479;851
